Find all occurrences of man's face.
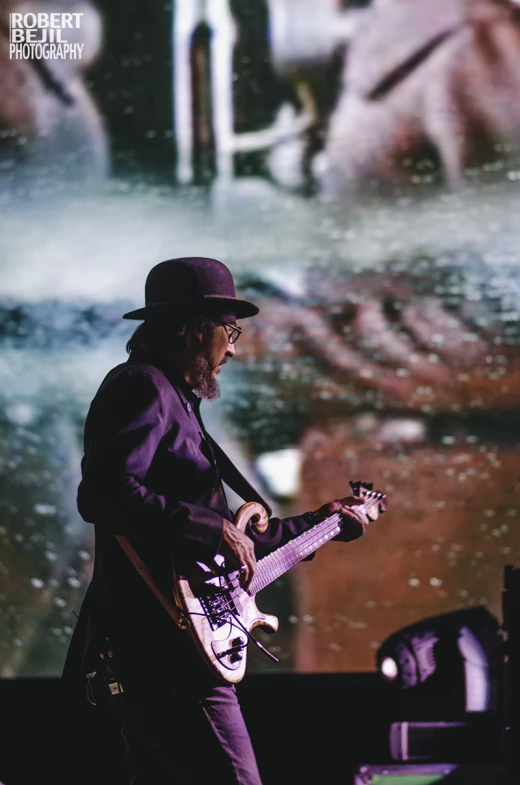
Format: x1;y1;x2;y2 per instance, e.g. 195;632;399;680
206;321;237;378
190;319;237;400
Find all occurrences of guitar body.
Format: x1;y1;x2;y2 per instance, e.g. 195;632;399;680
172;558;278;684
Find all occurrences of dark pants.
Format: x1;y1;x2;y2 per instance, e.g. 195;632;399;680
104;675;263;785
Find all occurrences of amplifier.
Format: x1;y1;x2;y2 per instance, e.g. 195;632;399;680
353;762;509;785
354;763;458;785
389;721;469;762
389;719;502;763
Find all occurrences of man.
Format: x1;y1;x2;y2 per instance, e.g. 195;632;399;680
62;256;371;785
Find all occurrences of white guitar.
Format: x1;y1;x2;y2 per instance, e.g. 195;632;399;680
171;480;387;684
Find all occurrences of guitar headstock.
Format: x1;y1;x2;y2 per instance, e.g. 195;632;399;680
350;480;387;521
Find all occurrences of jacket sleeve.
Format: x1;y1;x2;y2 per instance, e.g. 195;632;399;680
76;368;223;560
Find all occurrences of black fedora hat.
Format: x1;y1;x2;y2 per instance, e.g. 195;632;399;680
123;257;259;320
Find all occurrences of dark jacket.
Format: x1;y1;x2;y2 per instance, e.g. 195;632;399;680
63;352;316;693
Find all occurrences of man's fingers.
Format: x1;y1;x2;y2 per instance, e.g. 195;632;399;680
220;519;257;587
239;560;255;589
237;546;256;588
342;505;365;518
329;495;364;510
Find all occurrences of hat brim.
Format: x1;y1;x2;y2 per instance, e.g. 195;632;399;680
122;295;259;321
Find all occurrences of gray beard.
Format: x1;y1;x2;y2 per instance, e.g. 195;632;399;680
191;350;221;401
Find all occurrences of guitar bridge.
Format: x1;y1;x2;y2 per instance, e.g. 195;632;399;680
199;585;236;630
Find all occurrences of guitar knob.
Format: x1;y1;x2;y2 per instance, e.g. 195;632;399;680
231;637;245;648
230;652;243;663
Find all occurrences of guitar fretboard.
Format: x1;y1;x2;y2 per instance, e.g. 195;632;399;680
248;512;343;596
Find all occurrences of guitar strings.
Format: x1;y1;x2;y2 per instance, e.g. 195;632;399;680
206;495;380;602
249;493;382;593
207;501;372;602
191;516;343;625
248;514;344;595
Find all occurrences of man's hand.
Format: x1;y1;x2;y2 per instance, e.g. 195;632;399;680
218;519;257;589
314;495;370;542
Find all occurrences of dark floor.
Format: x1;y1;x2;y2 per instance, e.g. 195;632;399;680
0;674;516;785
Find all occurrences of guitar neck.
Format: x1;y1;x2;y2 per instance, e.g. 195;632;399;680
248;512;343;596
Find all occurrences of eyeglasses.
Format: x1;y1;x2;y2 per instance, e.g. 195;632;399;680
218;321;242;344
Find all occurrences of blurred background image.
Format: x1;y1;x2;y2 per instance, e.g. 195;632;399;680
1;0;520;682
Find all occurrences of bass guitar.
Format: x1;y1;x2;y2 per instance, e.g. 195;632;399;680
171;480;387;684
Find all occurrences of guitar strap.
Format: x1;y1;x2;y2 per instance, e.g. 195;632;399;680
114;534;190;630
206;434;273;517
184;379;272;516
